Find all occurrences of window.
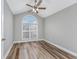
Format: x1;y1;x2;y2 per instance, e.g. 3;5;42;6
22;15;38;40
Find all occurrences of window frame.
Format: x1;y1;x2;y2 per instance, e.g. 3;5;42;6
21;15;38;40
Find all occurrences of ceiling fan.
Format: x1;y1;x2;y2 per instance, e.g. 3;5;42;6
26;0;46;13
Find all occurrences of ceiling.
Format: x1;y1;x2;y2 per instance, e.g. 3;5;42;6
6;0;76;18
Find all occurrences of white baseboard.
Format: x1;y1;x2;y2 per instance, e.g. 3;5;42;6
44;40;77;57
13;39;44;44
4;43;13;59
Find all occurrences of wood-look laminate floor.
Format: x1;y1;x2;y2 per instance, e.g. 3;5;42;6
6;40;76;59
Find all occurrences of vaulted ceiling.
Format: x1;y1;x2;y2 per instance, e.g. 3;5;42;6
6;0;76;17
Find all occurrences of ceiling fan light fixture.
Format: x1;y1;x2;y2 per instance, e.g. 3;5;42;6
33;9;36;12
26;0;46;13
32;8;39;13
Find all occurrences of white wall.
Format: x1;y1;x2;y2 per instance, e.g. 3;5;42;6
14;12;44;41
4;0;14;56
44;4;77;53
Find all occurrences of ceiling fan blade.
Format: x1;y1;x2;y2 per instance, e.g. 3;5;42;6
36;10;38;13
35;0;37;3
36;0;42;7
26;4;33;8
38;7;46;9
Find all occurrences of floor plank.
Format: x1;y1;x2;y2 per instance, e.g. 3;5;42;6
6;40;76;59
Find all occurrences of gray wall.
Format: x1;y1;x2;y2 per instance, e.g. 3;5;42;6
14;12;44;41
44;4;77;53
4;0;13;56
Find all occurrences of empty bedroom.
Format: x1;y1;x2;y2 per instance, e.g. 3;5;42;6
1;0;77;59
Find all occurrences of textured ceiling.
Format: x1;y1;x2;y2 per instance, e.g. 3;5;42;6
6;0;76;18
